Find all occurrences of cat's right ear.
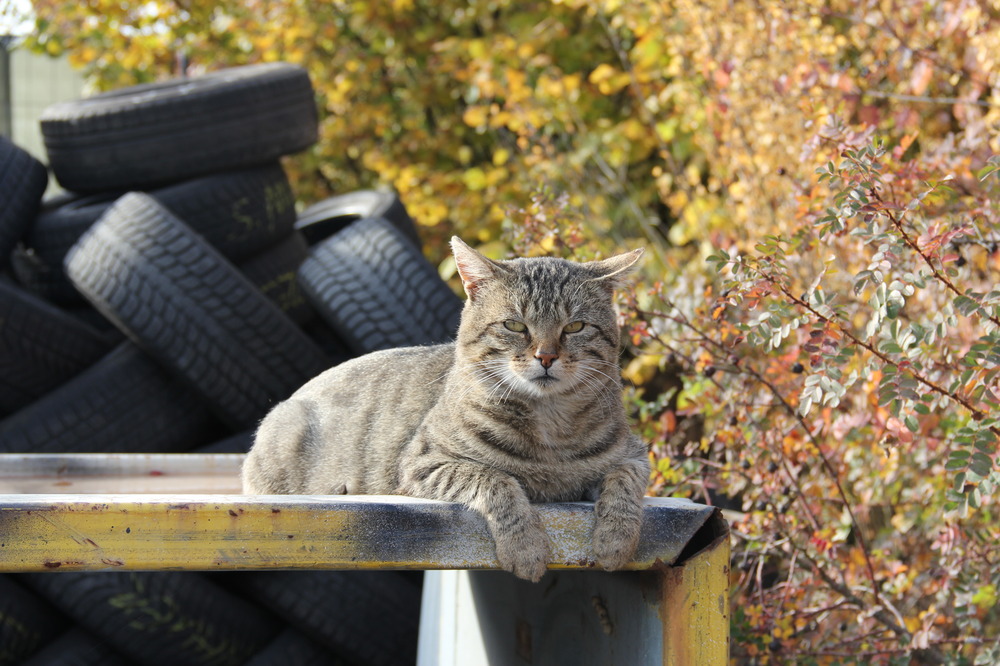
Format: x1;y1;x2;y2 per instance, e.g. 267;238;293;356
451;237;501;300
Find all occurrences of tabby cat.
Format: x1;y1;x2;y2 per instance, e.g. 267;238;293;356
242;237;649;582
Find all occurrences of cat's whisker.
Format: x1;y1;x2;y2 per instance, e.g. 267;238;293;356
498;378;520;404
573;373;613;416
575;363;624;415
426;369;452;385
581;357;625;371
579;363;623;386
464;371;507;403
467;363;516;404
578;370;618;414
484;377;511;403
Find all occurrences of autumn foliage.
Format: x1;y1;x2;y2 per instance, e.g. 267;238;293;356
27;0;1000;662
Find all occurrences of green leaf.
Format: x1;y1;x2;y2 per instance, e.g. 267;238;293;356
954;294;981;316
945;451;970;471
970;452;994;478
968;486;982;509
879;341;903;354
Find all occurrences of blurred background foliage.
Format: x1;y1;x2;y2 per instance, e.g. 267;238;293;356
25;0;1000;663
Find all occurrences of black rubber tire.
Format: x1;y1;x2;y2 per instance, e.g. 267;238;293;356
65;304;127;342
0;279;111;416
295;189;420;248
65;193;330;429
41;62;318;192
298;217;462;355
299;319;355;366
243;628;347;666
0;137;48;267
12;164;297;305
0;574;69;666
0;342;219;453
195;430;254;454
238;572;421;666
238;231;315;326
21;572;280;666
19;628;130;666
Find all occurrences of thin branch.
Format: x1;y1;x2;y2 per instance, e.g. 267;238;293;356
632;302;968;658
860;89;997;108
873;192;1000;330
763;275;1000;438
640;303;883;608
799;552;947;665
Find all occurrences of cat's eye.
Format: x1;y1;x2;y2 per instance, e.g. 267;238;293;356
563;321;585;334
503;320;527;332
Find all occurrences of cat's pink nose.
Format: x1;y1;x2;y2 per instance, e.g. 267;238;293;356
535;350;559;368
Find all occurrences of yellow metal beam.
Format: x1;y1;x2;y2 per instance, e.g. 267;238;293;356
0;493;720;574
0;454;731;663
661;524;732;666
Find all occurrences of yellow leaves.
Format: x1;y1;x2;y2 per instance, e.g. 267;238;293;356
492;148;509;166
462;105;489;129
772;615;794;640
668;194;727;246
619;118;648;142
67;45;98;68
409;199;449;228
632;32;667;72
972;584;998;610
538;235;558;253
588;63;631;95
537;73;581;102
727;180;749;199
466;39;487;60
462;167;488;191
623;354;663;386
656;456;680;484
666;189;688;211
44;38;64;56
655;118;678;142
462;165;509;192
504;67;530;104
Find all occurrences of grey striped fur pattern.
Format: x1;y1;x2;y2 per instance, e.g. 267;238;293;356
242;237;649;581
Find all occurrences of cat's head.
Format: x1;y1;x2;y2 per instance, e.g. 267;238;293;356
451;237;642;401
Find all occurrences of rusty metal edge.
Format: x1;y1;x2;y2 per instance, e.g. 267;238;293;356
660;511;732;666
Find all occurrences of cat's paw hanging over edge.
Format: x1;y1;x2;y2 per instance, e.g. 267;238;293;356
592;519;642;571
494;526;552;583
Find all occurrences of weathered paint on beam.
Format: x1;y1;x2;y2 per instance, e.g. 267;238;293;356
0;494;719;574
662;527;731;666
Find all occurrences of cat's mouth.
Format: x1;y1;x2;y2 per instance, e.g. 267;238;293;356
531;375;559;385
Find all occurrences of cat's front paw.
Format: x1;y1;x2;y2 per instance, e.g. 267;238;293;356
592;515;642;571
494;524;552;583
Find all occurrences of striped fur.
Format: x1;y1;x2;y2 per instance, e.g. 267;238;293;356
243;237;649;581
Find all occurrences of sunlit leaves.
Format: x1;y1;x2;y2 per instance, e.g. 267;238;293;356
33;0;1000;661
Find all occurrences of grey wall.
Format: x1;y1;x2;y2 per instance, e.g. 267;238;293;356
2;44;83;163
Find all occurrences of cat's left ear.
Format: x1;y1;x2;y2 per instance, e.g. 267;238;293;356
452;236;503;300
586;248;644;290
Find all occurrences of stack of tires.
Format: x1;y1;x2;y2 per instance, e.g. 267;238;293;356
0;62;463;666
